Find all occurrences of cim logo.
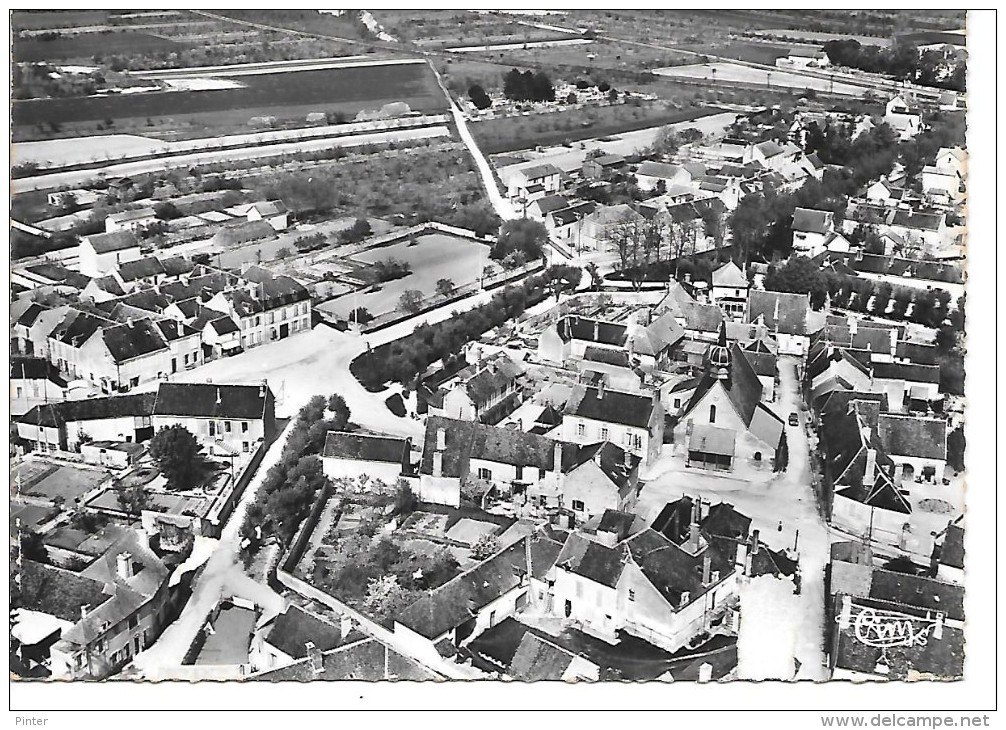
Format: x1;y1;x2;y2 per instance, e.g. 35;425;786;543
845;606;944;648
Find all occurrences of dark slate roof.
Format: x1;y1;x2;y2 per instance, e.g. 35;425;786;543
896;341;938;366
832;596;964;680
566;441;640;496
15;303;45;327
532;194;570;215
209;316;240;335
582;345;630;367
102;320;168;363
419;416;576;479
677;302;724;333
650;496;696;544
153;382;271;420
508;633;583;681
153;319;198;343
684;343;764;428
225;268;310;314
564;385;655;429
322;431;408;464
871;361;941;385
10;357;66;386
90;276;127;296
555;315;627;346
20;392;157;428
84;230;140;254
265;605;351;659
252;638;438;681
625;528;733;608
869;570;964;621
396;532;562;639
792;207;832;234
939;524;964;570
876;415;947;460
51;310;105;347
159;256;196;277
555;533;624;588
464;354;522;405
15;560;109;624
636;161;685;179
747;290;809;336
551;202;596;226
892;210;944;232
596;509;640;540
117;256;165;282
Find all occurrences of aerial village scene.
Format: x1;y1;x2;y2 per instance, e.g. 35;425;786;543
9;9;970;686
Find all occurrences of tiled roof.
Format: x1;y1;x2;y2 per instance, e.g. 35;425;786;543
211;220;276;247
555;315;627;346
19;392;157;428
322;431;408;464
689;424;736;456
265;605;351;659
252;637;438;681
153;382;271;420
792;207;833;234
116;256;166;282
565;385;655;430
84;230;140;254
11;357;66;386
876;414;947;460
636;161;686;179
555;532;624;588
102;320;168;363
712;261;748;288
871;361;940;385
396;532;562;639
508;633;585;681
747;290;809;336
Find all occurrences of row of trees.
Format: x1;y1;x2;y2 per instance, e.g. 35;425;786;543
502;68;555;103
352;267;575;389
764;255;958;329
822;39;964;92
240;393;351;548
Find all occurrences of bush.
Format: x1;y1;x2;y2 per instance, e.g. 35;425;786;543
384;393;406;417
369;258;412;284
148;425;203;490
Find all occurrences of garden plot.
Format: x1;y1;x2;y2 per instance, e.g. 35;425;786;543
652;63;869;96
14;462;111;503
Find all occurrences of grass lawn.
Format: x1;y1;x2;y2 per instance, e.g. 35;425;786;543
13;32;185;63
11;10;114;31
317;232;491;320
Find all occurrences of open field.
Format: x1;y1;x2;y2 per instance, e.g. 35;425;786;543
13;32;185;62
11;10;115;31
317;232;491;319
680;40;793;66
470;104;725;155
13;62;446;131
652;62;869;97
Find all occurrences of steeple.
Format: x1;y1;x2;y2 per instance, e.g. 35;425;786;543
705;321;732;385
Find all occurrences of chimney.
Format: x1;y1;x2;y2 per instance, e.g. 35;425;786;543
216;387;222;405
596;379;605;400
751;529;760;555
259;381;266;398
432;451;443;477
593;319;599;341
848;316;858;337
702;553;712;585
436;427;446;451
837;595;852;630
127;317;134;328
864;448;877;482
679;591;691;608
81;604;90;620
553;441;563;475
306;641;324;674
116;552;134;580
697;662;713;684
623;447;632;469
340;614;353;641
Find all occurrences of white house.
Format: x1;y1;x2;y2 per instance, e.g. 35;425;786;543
710;261;749;320
776;46;830;68
634;161;692;192
791;207;835;257
321;431;411;483
78;231;142;278
104;207;157;234
561;383;664;465
884;95;923;141
503;163;562;204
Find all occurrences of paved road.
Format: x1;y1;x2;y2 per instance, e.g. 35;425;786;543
13;126;450;194
129;420;295;679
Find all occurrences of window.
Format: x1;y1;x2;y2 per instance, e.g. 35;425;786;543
628;589;636;602
268;312;274;325
539;495;547;507
255;316;261;326
224;421;232;433
576;422;585;437
673;398;681;409
477;467;492;481
575;581;584;599
15;387;22;398
572;500;585;512
243;442;250;453
539;468;546;480
241;422;249;433
515;465;523;481
632;434;642;450
209;422;216;437
600;427;609;441
128;615;138;629
709;404;717;423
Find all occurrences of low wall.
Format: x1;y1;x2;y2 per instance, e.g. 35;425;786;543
205;438;271;537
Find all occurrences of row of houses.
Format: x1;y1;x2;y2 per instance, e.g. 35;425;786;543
11;262;312;393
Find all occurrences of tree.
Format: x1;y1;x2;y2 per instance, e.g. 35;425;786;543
471;533;501;561
327;394;351;430
871;282;893;317
764;257;828;310
728;193;773;264
350;307;373;324
117;485;150;516
585;262;601;291
492;218;547;263
362;575;415;620
607;87;619;103
890;287;913;320
468;84;491;110
399;289;424;314
393;481;417;515
148;425;203;490
338;217;372;245
18;531;47;563
153;201;182;220
649;127;680;158
436;278;456;298
543;264;582;301
565;91;577;105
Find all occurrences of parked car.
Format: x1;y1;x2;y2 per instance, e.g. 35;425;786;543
788;412;799;426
